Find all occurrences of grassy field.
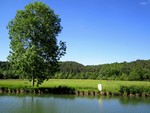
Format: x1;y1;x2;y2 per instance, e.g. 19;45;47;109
0;79;150;93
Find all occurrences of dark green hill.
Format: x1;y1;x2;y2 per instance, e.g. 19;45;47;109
56;60;150;81
0;60;150;81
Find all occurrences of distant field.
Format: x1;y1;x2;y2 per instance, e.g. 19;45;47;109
0;79;150;92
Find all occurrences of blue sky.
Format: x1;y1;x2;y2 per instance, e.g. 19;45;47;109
0;0;150;65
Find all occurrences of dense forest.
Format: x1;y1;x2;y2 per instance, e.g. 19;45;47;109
0;60;150;81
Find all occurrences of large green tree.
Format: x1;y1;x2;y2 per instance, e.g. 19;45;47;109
7;2;66;86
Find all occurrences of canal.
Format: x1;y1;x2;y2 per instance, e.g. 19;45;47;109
0;94;149;113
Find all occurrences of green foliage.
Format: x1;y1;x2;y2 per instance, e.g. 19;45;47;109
55;60;150;81
1;60;150;81
119;85;150;95
0;61;17;79
7;2;66;86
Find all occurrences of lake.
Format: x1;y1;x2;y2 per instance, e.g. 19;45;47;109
0;94;149;113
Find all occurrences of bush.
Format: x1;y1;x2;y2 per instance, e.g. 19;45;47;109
119;85;150;95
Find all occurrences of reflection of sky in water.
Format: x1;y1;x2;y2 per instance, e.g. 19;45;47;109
0;95;150;113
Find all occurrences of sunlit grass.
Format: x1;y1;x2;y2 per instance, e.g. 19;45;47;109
41;79;150;92
0;79;149;92
0;79;30;88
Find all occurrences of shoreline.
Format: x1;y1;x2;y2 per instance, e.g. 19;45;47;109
0;87;150;97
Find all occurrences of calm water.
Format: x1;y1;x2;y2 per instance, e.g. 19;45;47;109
0;94;150;113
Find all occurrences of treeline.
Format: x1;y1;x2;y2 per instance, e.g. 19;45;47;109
0;60;150;81
0;61;17;79
54;60;150;81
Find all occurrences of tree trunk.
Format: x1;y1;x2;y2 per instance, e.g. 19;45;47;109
32;76;34;87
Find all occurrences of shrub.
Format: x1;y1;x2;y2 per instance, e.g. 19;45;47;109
119;85;150;95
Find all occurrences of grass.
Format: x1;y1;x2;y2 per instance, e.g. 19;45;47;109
0;79;150;93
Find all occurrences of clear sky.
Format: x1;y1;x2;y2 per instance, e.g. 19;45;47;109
0;0;150;65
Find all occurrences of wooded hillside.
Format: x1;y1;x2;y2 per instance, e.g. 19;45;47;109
0;60;150;81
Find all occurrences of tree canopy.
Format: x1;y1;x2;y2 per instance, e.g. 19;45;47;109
7;2;66;86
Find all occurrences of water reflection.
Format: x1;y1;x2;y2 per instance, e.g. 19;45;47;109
119;96;150;105
0;94;150;113
98;96;150;113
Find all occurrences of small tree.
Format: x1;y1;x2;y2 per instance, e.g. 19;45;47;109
7;2;66;86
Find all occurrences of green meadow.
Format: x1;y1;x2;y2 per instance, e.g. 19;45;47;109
0;79;150;93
